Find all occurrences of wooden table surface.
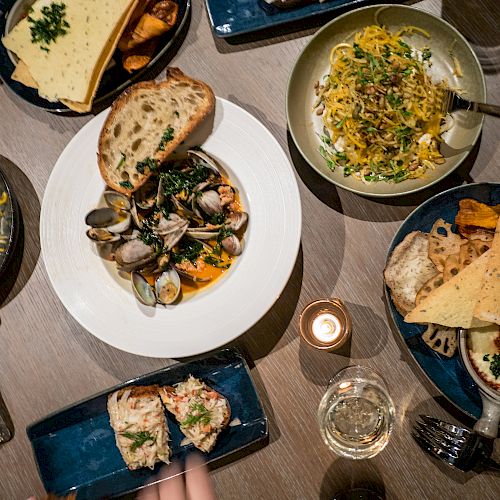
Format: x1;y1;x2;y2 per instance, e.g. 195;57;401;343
0;0;499;498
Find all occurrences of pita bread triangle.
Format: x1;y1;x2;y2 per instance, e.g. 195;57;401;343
405;249;491;328
473;218;500;325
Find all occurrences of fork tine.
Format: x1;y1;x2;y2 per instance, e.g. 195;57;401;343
419;415;470;438
412;430;465;471
414;424;461;457
415;420;467;445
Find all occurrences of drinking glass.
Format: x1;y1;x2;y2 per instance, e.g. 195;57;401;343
318;365;395;459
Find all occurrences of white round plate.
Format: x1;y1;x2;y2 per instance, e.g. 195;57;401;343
41;97;302;358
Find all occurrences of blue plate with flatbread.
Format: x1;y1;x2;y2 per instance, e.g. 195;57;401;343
385;183;500;419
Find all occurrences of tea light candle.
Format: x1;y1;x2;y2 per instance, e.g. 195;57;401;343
299;298;352;351
311;312;342;343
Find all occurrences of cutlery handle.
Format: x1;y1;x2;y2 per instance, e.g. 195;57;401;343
474;102;500;118
473;394;500;439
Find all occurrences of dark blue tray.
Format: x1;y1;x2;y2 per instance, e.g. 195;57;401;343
27;349;268;499
205;0;371;38
385;183;500;420
0;0;190;112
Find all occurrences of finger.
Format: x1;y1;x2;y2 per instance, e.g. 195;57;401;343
158;461;185;500
137;481;160;500
185;453;216;500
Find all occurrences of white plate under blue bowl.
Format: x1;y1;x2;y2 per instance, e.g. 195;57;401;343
385;183;500;420
27;348;268;499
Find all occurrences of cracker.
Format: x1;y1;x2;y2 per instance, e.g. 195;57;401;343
405;250;491;328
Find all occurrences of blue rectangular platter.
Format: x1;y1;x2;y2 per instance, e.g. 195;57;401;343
27;349;268;499
204;0;370;38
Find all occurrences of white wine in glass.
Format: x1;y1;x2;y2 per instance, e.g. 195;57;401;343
318;365;395;459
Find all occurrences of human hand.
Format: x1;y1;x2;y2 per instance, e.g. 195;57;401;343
138;453;216;500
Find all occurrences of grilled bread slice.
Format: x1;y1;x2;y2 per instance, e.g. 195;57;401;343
98;67;215;195
108;385;170;470
384;231;438;316
159;376;230;453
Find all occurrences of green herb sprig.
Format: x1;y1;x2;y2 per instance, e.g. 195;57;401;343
28;2;70;52
181;402;211;428
158;127;175;151
122;431;155;452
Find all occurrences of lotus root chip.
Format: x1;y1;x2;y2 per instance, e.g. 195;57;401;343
422;323;457;357
443;254;462;282
415;273;444;305
428;219;464;272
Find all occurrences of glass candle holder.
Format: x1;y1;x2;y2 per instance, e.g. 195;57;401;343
299;298;352;351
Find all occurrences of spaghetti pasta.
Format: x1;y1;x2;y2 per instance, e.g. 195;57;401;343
314;25;448;183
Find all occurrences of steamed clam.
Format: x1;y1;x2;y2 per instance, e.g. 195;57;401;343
84;149;249;308
155;269;181;304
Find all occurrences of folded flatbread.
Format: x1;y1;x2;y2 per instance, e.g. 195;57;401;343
405;249;492;328
474;218;500;325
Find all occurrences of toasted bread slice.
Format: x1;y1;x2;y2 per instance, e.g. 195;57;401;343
107;385;170;470
384;231;437;316
159;376;230;453
98;67;215;195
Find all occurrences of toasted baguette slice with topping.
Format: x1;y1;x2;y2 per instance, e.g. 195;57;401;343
159;376;230;453
98;67;215;195
107;385;170;470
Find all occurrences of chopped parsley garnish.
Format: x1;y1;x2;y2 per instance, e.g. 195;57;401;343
483;354;490;362
353;43;365;59
136;157;159;174
171;240;203;264
422;48;432;61
490;353;500;379
174;111;179;117
158;126;175;151
116;152;126;170
160;165;210;197
119;180;133;190
181;402;211;427
204;254;230;269
122;431;155;452
139;226;163;251
210;212;226;225
28;2;70;52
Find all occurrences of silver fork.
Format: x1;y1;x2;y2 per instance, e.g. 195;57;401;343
443;90;500;118
412;415;500;472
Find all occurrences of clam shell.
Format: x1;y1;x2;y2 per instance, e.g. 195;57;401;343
115;239;154;266
106;211;131;233
188;149;227;177
104;190;131;211
221;234;242;256
197;190;223;216
131;272;156;307
86;227;121;244
85;207;119;228
155;269;181;305
225;211;248;232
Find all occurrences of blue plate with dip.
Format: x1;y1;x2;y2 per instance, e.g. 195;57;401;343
385;183;500;419
0;0;190;112
27;348;268;499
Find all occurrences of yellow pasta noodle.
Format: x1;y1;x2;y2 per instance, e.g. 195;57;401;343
315;25;448;183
